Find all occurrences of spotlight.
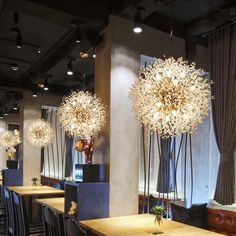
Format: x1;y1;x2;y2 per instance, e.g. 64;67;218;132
16;31;22;48
0;112;3;119
133;6;145;34
92;47;96;58
37;47;41;54
32;86;38;97
75;27;82;43
43;76;49;91
67;59;74;75
10;63;18;71
13;102;18;110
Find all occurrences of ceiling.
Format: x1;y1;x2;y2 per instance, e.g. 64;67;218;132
0;0;235;105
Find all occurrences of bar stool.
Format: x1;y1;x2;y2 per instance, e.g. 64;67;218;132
12;191;44;236
63;217;86;236
43;206;64;236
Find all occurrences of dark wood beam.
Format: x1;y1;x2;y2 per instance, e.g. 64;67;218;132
188;7;236;36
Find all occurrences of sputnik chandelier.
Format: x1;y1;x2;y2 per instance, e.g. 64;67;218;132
58;91;106;138
0;130;21;148
130;57;211;138
25;119;53;148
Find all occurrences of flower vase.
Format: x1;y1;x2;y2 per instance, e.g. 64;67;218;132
153;215;164;235
84;151;93;164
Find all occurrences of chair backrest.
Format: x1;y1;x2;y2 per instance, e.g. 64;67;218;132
12;191;29;236
170;202;207;229
64;217;85;236
43;206;63;236
52;182;61;189
4;187;15;235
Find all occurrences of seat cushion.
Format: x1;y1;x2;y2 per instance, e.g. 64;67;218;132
171;203;207;229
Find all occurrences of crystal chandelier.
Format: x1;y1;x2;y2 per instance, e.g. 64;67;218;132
58;91;106;138
130;57;211;138
0;130;21;148
25;119;53;148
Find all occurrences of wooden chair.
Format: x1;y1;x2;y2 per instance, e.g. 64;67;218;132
12;191;44;236
43;206;64;236
5;187;15;236
63;217;86;236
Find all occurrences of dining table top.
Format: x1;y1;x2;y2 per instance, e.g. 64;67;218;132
7;185;64;196
80;214;224;236
36;197;64;213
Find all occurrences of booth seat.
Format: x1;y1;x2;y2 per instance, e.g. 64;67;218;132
139;194;236;236
207;208;236;236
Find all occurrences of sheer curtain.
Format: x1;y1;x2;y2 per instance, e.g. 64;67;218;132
42;106;84;180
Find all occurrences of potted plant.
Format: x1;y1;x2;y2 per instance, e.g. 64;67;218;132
151;205;165;225
31;177;38;186
151;205;165;235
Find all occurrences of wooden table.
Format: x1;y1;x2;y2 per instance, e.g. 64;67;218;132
80;214;224;236
7;185;64;196
36;197;64;214
8;186;64;224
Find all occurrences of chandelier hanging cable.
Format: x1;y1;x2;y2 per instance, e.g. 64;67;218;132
25;119;53;148
58;88;106;138
0;130;21;148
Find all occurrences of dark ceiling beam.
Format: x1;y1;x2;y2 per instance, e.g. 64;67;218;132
188;7;236;36
143;12;187;40
7;0;76;28
120;0;176;19
21;28;75;86
0;0;7;23
0;55;32;65
22;27;94;88
27;0;110;24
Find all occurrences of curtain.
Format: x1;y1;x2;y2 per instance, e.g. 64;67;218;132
156;137;174;193
210;25;236;205
42;106;84;179
43;107;66;179
64;135;73;177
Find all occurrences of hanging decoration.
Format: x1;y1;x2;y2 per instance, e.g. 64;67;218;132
130;57;211;138
25;119;53;148
58;91;106;138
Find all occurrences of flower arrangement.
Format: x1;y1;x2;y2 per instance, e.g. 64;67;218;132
6;147;16;160
75;138;94;164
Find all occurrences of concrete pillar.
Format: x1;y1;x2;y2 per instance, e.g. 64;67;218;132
95;16;140;217
22;91;41;185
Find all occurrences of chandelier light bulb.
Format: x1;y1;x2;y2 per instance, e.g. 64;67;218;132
130;57;212;138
